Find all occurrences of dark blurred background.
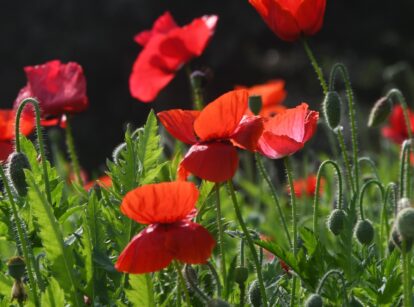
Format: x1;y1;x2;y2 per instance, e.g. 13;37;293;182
1;0;414;175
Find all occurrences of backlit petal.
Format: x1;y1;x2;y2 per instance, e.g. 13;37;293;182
257;132;303;159
121;181;199;224
134;12;178;46
0;109;34;141
296;0;326;35
158;109;200;144
231;115;263;151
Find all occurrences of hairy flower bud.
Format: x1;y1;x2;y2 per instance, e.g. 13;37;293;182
304;293;323;307
248;280;261;307
327;209;346;235
322;91;342;130
190;70;209;89
207;298;230;307
397;198;412;212
367;96;392;127
7;256;26;280
396;207;414;242
248;95;263;115
354;219;374;245
6;152;31;196
234;266;248;285
389;225;413;252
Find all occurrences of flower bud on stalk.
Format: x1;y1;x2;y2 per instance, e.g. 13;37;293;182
367;96;392;127
190;70;209;89
304;293;323;307
8;256;27;303
389;225;413;252
396;208;414;243
248;95;263;116
397;197;412;212
6;152;31;196
354;219;374;245
207;298;230;307
327;209;346;235
248;280;261;307
322;91;342;130
234;266;248;285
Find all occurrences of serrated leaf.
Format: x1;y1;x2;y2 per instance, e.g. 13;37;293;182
41;278;65;307
125;274;155;307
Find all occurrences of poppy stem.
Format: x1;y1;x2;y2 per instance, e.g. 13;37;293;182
214;183;227;295
399;140;412;199
65;115;83;185
227;180;268;307
255;153;292;247
186;65;204;110
401;241;412;307
174;261;191;306
313;160;343;235
15;97;52;205
336;127;356;195
358;180;384;221
301;38;328;95
0;167;40;307
316;270;348;305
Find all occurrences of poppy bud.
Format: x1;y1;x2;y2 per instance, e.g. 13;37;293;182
11;279;27;303
6;152;31;196
367;97;392;127
389;225;413;252
207;298;230;307
248;280;261;307
248;95;263;116
112;142;127;164
7;256;26;280
327;209;346;235
234;266;248;285
190;70;208;89
396;207;414;242
304;293;323;307
397;197;412;212
354;219;374;245
322;91;342;130
348;295;364;307
184;265;198;285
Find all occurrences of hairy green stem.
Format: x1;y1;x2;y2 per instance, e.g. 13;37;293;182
186;65;204;110
15;97;52;204
215;183;227;294
336;128;356;195
65;115;83;185
316;269;348;305
227;181;268;307
205;261;222;298
402;241;412;307
358;180;384;221
174;261;191;306
399;140;411;199
184;265;209;303
302;38;328;94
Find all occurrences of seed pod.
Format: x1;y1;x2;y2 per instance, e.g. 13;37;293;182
304;293;323;307
7;152;31;196
248;95;263;115
396;207;414;241
207;298;230;307
234;266;248;285
11;280;27;303
354;219;374;245
327;209;346;235
322;91;342;130
7;256;26;280
248;280;261;307
367;96;392;127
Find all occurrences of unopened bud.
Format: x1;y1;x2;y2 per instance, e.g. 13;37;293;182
7;152;31;196
389;225;413;252
234;266;248;285
190;70;208;89
354;219;374;245
304;293;323;307
398;197;412;212
322;91;342;130
248;95;263;115
367;97;392;127
327;209;346;235
248;280;261;307
7;256;26;280
207;298;230;307
396;207;414;241
11;280;27;303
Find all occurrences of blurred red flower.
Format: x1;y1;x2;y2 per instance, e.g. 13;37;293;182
235;80;287;117
288;174;324;198
382;105;414;144
130;12;218;102
115;181;215;274
158;90;263;182
249;0;326;42
83;175;112;191
14;60;88;127
258;103;318;159
0;142;13;163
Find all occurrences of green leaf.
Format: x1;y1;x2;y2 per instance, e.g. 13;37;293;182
125;274;155;307
41;278;65;307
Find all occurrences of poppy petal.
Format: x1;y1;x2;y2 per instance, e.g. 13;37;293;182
0;142;13;163
296;0;326;35
231;115;263;151
236;79;286;109
157;109;200;144
180;142;239;182
258;132;303;159
134;12;178;46
115;224;173;274
166;221;216;264
194;90;249;141
0;109;34;141
121;181;199;224
302;110;319;143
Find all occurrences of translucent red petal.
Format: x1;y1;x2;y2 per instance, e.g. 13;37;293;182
157;109;200;144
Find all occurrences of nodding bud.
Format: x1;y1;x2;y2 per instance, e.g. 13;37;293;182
354;219;374;245
348;295;364;307
184;265;198;285
389;225;413;252
304;293;323;307
327;209;346;236
7;152;31;196
207;298;231;307
234;266;248;285
248;95;263;115
248;280;261;307
7;256;26;280
397;198;412;212
367;96;392;127
322;91;342;130
190;70;209;89
112;142;127;164
396;208;414;242
11;280;27;303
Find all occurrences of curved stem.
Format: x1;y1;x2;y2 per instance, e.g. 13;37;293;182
316;269;348;305
214;183;227;293
184;265;210;302
0;167;40;307
65;115;83;185
186;65;204;110
386;89;413;141
383;182;397;241
313;160;343;235
357;157;380;180
205;261;222;298
336;128;356;195
15;97;52;205
255;153;292;246
330;63;360;194
399;140;411;199
227;181;268;307
358;179;385;221
302;38;328;95
174;261;191;306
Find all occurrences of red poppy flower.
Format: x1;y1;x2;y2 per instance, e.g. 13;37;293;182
115;181;215;274
258;103;318;159
158;90;263;182
382;105;414;145
130;12;218;102
249;0;326;42
236;80;287;117
288;174;324;198
14;60;88;127
0;142;13;163
83;175;112;190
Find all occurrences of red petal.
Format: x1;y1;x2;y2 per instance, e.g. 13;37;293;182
258;132;303;159
302;110;319;143
166;221;215;264
180;142;239;182
296;0;326;35
0;109;34;141
236;79;286;108
0;142;13;163
381;105;414;144
115;224;174;274
157;110;200;144
121;181;199;224
231;115;263;151
194;90;249;141
134;12;178;46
